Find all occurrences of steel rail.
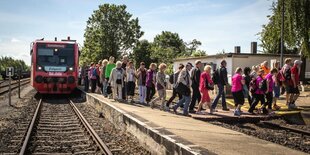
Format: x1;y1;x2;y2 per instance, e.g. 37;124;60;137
19;98;42;155
0;78;30;89
69;100;112;155
0;80;30;95
262;121;310;136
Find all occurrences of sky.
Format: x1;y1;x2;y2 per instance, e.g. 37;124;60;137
0;0;274;65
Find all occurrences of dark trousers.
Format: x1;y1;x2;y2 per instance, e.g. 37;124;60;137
211;84;227;109
84;76;89;92
166;88;182;107
265;92;273;109
248;94;265;112
78;78;82;85
247;95;252;106
146;86;155;102
91;79;97;93
189;86;201;110
122;82;127;99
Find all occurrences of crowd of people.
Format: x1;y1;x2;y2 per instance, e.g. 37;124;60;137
80;56;303;117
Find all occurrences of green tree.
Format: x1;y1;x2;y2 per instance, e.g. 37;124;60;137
151;31;187;64
81;4;144;64
132;39;154;69
186;39;202;56
191;50;207;57
0;56;29;72
259;0;309;56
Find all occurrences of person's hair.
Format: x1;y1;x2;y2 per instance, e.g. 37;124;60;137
158;63;167;70
204;65;212;72
109;56;115;63
91;62;94;66
178;63;185;70
273;61;280;68
128;61;133;64
149;63;157;69
220;59;226;66
195;60;202;65
235;67;242;73
284;58;292;64
116;61;122;67
261;61;268;66
244;67;251;75
258;69;264;75
270;68;278;73
140;62;145;65
102;59;108;65
98;60;102;64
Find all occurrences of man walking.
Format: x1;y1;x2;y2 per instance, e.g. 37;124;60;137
189;60;202;113
173;62;193;116
211;60;230;113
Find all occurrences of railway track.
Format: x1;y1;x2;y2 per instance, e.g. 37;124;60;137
8;98;112;155
0;78;30;95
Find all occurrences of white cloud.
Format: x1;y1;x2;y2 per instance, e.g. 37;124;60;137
0;37;31;65
11;38;21;43
139;0;272;54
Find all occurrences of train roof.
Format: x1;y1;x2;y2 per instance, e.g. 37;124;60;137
33;40;77;44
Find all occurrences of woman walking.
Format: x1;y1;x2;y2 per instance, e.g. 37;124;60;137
146;63;157;105
105;56;116;98
248;69;266;114
126;61;136;103
100;59;108;97
109;61;125;101
150;63;167;109
136;62;147;104
243;67;252;106
196;65;213;114
231;67;245;116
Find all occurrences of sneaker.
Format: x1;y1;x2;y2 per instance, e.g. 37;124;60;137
273;105;281;110
210;108;215;114
164;106;170;112
173;107;178;114
189;110;196;113
234;110;241;116
183;113;191;117
288;103;297;110
222;108;230;111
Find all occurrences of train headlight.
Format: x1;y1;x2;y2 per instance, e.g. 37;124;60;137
37;66;42;71
69;67;73;71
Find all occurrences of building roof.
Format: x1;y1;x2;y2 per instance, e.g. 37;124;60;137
174;52;301;62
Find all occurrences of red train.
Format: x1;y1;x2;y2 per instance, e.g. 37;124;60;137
30;37;79;94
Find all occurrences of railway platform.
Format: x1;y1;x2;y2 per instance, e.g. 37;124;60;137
81;88;307;155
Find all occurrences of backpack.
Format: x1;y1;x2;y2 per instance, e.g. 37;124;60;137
259;78;267;91
169;74;174;84
212;69;219;84
92;68;98;77
283;68;291;81
249;78;257;94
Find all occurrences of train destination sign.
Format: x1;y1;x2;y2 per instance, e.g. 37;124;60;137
44;66;67;72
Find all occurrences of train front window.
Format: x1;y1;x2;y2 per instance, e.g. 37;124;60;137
37;44;74;67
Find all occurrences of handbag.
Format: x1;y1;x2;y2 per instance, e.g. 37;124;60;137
175;82;190;96
156;83;164;90
204;76;214;90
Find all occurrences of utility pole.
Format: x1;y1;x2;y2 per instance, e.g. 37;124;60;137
280;0;285;66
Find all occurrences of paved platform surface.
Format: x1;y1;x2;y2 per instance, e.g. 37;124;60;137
89;92;306;155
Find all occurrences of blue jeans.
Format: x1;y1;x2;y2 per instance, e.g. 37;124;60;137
102;80;108;96
174;95;191;115
211;84;227;109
